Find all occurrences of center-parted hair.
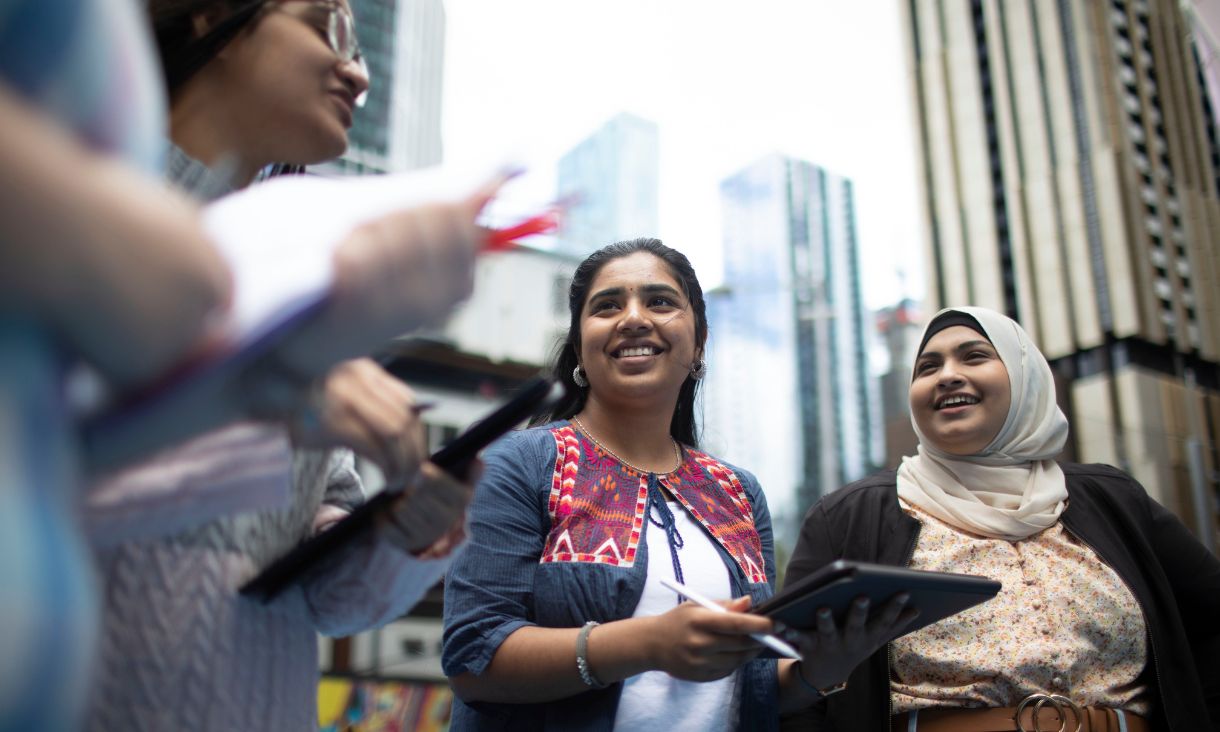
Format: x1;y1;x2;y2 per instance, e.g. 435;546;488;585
533;237;709;447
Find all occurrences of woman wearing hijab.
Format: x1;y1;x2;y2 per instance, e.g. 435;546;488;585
781;306;1220;732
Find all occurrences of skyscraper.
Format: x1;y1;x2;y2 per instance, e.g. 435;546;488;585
555;113;659;258
704;154;879;543
901;0;1220;545
319;0;445;175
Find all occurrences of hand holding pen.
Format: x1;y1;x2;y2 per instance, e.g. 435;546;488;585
290;357;430;483
659;577;803;661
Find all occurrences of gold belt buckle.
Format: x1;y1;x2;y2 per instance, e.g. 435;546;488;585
1015;694;1084;732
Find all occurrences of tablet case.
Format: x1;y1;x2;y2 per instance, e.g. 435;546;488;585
756;560;1001;637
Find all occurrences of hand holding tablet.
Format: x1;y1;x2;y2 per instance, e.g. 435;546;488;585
754;560;1000;639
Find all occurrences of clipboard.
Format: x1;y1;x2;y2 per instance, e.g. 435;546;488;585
80;290;331;473
239;377;566;603
755;560;1000;637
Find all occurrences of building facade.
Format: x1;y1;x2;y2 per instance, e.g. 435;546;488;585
901;0;1220;547
555;112;660;258
704;154;879;546
318;0;445;175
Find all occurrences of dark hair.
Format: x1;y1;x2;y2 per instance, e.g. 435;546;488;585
533;238;709;447
148;0;265;98
149;0;309;179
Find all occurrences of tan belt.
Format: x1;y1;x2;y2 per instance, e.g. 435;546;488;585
889;697;1150;732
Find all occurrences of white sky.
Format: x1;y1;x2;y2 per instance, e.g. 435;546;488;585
440;0;926;309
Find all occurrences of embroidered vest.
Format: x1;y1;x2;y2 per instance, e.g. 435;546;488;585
541;425;767;585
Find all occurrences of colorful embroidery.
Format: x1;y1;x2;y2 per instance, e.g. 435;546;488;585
541;425;767;585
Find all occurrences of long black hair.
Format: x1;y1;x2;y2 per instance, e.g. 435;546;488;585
532;238;709;447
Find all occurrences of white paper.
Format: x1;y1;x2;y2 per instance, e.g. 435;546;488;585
201;162;508;340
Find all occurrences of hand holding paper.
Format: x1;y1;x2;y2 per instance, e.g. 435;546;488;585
83;164;515;472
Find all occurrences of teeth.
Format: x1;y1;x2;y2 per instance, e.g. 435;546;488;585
938;394;979;409
618;346;658;357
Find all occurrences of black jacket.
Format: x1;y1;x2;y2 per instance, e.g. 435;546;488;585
780;463;1220;732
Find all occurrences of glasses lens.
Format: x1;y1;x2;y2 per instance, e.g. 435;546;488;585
354;56;370;107
330;7;357;61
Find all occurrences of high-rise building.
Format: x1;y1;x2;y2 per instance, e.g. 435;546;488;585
318;0;445;175
704;154;879;544
876;298;924;468
555;113;659;258
901;0;1220;546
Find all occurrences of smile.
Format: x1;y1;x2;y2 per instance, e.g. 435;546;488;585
613;346;662;358
329;91;355;127
935;394;980;410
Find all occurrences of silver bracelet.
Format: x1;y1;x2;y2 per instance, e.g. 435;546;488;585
575;620;607;689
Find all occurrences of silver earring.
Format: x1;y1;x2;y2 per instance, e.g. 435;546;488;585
573;365;588;387
690;359;706;381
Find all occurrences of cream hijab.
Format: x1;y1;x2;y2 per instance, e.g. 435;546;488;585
896;307;1070;540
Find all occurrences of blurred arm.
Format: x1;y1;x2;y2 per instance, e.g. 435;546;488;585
0;83;232;387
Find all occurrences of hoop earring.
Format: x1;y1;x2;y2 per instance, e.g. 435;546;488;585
573;365;588;388
690;359;706;381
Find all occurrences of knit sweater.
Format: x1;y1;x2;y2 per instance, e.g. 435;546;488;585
84;149;451;731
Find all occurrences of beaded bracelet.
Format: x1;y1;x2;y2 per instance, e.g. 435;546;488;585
575;621;607;689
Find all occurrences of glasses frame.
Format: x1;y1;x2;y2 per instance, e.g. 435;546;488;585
275;0;370;106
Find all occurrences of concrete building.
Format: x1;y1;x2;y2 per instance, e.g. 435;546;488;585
704;154;880;545
555;113;660;258
900;0;1220;547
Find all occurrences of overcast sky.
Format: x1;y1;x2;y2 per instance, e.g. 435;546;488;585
441;0;925;309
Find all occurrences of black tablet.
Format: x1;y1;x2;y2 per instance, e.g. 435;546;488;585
755;560;1000;637
239;376;566;602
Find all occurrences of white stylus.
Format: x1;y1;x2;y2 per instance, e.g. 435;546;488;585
659;577;803;661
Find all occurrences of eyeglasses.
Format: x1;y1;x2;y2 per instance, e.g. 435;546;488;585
276;0;370;107
158;0;371;105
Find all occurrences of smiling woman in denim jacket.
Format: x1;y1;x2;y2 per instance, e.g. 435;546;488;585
442;238;914;731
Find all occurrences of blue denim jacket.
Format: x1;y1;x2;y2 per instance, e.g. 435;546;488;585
442;422;779;731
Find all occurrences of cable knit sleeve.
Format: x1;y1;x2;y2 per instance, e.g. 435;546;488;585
85;422;293;548
299;450;454;637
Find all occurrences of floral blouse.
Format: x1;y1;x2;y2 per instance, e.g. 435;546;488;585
891;500;1150;715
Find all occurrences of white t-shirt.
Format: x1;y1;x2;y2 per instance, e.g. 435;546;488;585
612;501;740;732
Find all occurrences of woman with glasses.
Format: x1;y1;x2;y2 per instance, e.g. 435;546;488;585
155;0;371;186
84;2;483;730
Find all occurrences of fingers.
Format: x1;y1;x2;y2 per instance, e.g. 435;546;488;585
654;603;766;681
866;592;911;634
687;604;772;637
845;596;869;632
327;199;482;345
302;360;427;481
465;170;514;216
383;460;474;554
815;607;836;637
722;595;753;612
